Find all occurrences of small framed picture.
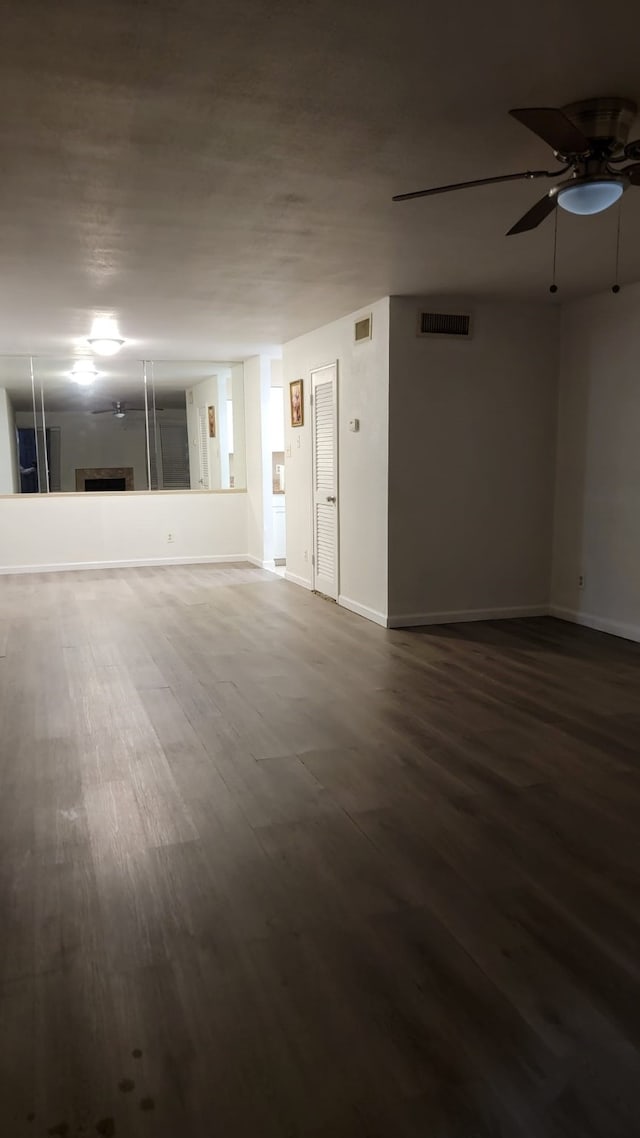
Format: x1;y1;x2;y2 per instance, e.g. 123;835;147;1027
208;405;216;438
290;379;303;427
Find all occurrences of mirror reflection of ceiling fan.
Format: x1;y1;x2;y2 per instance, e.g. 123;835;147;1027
90;400;163;419
393;97;640;235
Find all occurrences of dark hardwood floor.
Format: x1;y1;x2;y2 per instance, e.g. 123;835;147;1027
1;563;640;1136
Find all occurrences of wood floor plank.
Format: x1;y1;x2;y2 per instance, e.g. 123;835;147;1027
1;564;640;1135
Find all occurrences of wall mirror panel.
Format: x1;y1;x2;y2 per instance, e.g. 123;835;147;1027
0;357;246;493
35;358;149;492
149;361;246;491
0;357;41;493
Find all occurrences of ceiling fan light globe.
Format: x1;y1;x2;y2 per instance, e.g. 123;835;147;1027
557;179;624;215
88;317;125;356
88;337;125;357
70;359;100;383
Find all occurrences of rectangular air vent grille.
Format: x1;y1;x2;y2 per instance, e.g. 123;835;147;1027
354;315;372;342
418;311;472;338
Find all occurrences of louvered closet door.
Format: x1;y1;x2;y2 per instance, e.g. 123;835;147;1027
311;363;338;599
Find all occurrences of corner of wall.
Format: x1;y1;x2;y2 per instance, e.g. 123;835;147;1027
549;281;640;643
387;296;559;622
282;297;391;615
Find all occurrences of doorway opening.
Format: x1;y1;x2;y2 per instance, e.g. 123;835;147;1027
270;381;286;567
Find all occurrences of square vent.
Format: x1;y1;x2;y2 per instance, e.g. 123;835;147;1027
417;311;472;339
354;314;372;343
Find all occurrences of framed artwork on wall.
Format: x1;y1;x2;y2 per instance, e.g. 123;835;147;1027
207;406;216;438
290;379;303;427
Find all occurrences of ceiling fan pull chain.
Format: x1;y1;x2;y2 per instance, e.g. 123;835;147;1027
612;200;622;293
549;208;559;294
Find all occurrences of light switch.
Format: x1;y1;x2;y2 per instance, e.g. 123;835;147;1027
349;418;360;433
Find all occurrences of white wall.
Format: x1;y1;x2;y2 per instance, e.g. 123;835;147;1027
0;388;18;493
0;492;247;572
270;386;285;452
388;297;559;624
282;298;390;624
243;355;274;566
552;283;640;641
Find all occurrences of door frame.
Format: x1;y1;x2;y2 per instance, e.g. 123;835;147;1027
310;360;339;599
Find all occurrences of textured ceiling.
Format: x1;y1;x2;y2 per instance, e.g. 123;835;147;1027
2;0;640;359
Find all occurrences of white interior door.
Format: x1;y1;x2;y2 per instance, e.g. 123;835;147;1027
311;363;338;599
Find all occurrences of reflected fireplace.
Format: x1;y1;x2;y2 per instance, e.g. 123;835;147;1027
75;467;135;491
85;478;126;492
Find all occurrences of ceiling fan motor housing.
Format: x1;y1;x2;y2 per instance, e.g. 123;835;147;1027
560;97;637;159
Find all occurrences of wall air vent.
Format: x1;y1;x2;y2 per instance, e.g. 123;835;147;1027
417;311;472;339
354;314;372;343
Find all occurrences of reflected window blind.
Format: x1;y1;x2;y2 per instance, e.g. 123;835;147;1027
197;407;210;489
47;427;61;492
160;423;190;489
34;427;61;493
149;425;159;491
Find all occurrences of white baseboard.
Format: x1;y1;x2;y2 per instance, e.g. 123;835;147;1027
549;604;640;645
246;555;277;571
0;554;249;576
338;595;388;627
387;603;548;629
284;570;313;591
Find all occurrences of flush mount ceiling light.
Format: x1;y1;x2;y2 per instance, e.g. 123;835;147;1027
87;316;125;357
70;359;100;385
556;176;625;215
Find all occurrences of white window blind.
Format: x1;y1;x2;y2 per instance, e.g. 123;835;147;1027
160;423;190;489
197;407;210;489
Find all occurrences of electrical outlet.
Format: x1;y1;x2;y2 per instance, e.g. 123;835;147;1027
167;532;175;544
578;573;585;589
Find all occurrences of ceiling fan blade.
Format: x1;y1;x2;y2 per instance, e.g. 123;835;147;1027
90;404;163;414
623;162;640;185
392;169;554;202
509;107;589;155
507;192;557;236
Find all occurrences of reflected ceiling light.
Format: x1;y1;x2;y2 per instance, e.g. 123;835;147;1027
87;316;125;356
557;177;625;216
70;359;100;385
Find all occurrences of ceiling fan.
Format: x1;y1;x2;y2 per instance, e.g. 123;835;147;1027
90;400;153;419
393;97;640;235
